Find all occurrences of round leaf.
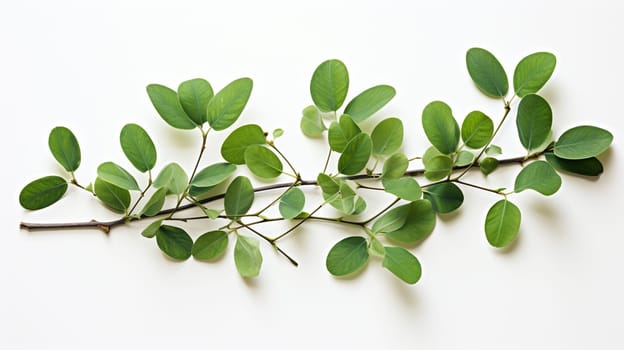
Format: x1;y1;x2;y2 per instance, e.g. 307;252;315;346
94;177;131;213
371;117;404;156
466;47;509;98
461;111;494;149
382;153;408;179
146;84;196;129
344;85;396;123
140;187;167;217
513;52;556;97
424;182;464;213
206;77;253;131
545;152;603;177
97;162;140;191
338;133;372;175
326;236;369;277
224;176;254;217
153;163;188;195
48;126;81;172
279;187;305;219
382;177;422;201
156;225;193;260
310;59;349;112
300;105;326;137
514;160;561;195
516;94;552;151
221;124;267;164
328;114;361;152
191;162;237;187
234;235;263;278
382;246;422;284
244;145;283;179
384;200;436;244
19;176;68;210
177;78;213;124
422;101;460;154
192;231;228;261
424;155;453;181
485;199;521;248
120;123;157;172
480;157;499;176
554;125;613;160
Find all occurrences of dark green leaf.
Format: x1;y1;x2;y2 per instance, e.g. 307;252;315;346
516;94;552;151
424;155;453;181
480;157;499;175
97;162;140;191
344;85;396;123
513;52;556;97
279;187;305;219
94;177;131;213
146;84;196;129
461;111;494;149
338;133;372;175
141;219;162;238
234;234;262;277
221;124;267;164
300;105;326;137
385;200;436;244
371;117;403;156
422;101;460;154
485;199;521;248
244;145;283;179
372;204;411;234
191;163;237;187
178;78;213;124
156;225;193;260
424;182;464;213
466;47;509;98
192;231;228;261
206;78;253;131
19;176;68;210
310;59;349;112
545;152;603;177
382;246;422;284
120;123;157;172
140;187;167;217
382;153;408;179
328;114;361;152
514;160;561;195
48;126;81;172
224;176;254;217
153;163;188;195
326;236;369;276
382;177;422;201
554;125;613;159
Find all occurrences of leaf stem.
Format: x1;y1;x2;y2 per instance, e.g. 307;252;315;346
237;220;298;266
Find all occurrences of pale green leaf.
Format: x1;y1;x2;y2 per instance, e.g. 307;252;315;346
461;111;493;149
234;234;263;277
224;176;254;217
191;163;237;187
328;114;361;152
192;231;228;261
385;200;436;244
372;203;410;234
94;177;131;213
516;94;552;151
140;187;167;217
152;163;188;195
424;155;453;181
300;105;326;137
221;124;267;164
244;145;283;179
177;78;213;124
120;123;157;172
554;125;613;160
141;219;162;238
455;150;475;167
338;133;372;175
382;153;408;179
97;162;140;191
513;52;556;97
371;117;404;156
480;157;499;175
382;246;422;284
382;177;422;201
279;187;305;219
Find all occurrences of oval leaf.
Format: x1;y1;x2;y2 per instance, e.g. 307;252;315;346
545;152;603;177
326;236;369;277
19;176;68;210
300;105;326;137
192;231;228;260
514;160;561;195
224;176;254;217
382;246;422;284
221;124;267;164
554;125;613;160
382;153;408;179
244;145;283;179
385;200;436;244
371;117;404;156
310;59;349;112
156;225;193;260
140;187;167;217
516;94;552;151
480;157;499;175
234;235;263;278
191;162;237;187
423;182;464;214
461;111;494;149
344;85;396;123
279;187;305;219
338;133;372;175
382;177;422;201
466;47;509;98
94;177;131;213
178;78;213;124
328;114;361;153
513;52;556;97
97;162;140;191
485;199;521;248
48;126;81;172
206;78;253;131
422;101;460;154
153;163;188;195
146;84;196;129
120;123;157;172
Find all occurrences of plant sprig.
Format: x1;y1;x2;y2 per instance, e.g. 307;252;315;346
19;48;613;285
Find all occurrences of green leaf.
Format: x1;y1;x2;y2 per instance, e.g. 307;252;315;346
385;200;436;244
221;124;267;164
485;145;502;156
97;162;140;191
120;123;157;173
422;101;460;154
244;145;283;179
191;162;237;187
141;219;162;238
466;47;509;98
344;85;396;123
554;125;613;160
424;155;453;181
382;153;408;180
156;225;193;260
455;150;475;167
545;152;603;177
234;235;263;278
514;160;561;195
192;231;228;261
153;163;188;195
177;78;213;124
423;182;464;214
140;187;167;217
382;246;422;284
480;157;499;175
300;105;326;137
279;187;305;219
94;177;131;213
272;128;284;138
310;59;349;112
317;173;340;196
461;111;494;149
485;199;521;248
513;52;556;97
422;146;443;165
146;84;196;129
338;133;372;175
382;177;422;201
325;181;357;215
206;77;253;131
326;236;369;277
372;204;410;234
328;114;361;153
224;176;254;217
19;176;68;210
516;94;552;151
371;117;404;156
48;126;81;172
369;237;385;258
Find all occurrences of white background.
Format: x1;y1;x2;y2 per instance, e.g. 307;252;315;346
1;0;623;348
